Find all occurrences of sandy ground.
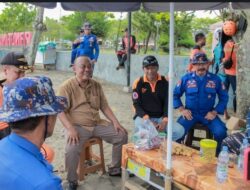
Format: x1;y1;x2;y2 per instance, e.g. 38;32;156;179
1;66;233;190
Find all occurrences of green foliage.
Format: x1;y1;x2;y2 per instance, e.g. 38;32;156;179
0;3;36;33
191;17;220;34
60;12;113;41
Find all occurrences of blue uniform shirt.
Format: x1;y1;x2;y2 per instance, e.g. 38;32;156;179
174;72;228;115
73;34;99;61
0;133;63;190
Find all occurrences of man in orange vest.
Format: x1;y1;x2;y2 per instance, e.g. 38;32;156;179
116;28;136;70
222;39;237;117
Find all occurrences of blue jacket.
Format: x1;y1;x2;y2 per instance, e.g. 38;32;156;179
73;34;99;61
0;133;62;190
174;72;228;115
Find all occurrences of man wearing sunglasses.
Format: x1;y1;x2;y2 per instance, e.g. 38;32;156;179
0;51;32;139
70;22;99;70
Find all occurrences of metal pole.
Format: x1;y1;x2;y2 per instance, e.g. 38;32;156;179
127;12;131;87
165;2;174;190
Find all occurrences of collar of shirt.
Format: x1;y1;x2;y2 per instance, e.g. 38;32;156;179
8;133;53;170
192;72;210;79
143;73;161;84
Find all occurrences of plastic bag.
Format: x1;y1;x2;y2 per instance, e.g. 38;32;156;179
133;118;161;151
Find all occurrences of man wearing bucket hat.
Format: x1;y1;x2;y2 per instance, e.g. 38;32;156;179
70;22;99;70
0;76;67;189
174;52;228;154
0;51;32;139
132;55;184;140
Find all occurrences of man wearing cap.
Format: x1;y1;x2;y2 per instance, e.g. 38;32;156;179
116;28;136;70
70;29;85;67
174;52;228;154
70;22;99;70
0;51;32;139
58;56;128;190
0;76;67;190
132;55;184;140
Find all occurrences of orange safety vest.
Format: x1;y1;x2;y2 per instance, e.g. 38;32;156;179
0;86;8;130
223;40;237;76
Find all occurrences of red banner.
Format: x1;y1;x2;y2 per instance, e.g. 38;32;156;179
0;32;32;46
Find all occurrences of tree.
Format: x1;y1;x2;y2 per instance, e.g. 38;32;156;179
0;3;36;33
133;9;157;54
60;12;113;41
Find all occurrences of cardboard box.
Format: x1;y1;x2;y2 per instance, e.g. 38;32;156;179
226;116;246;130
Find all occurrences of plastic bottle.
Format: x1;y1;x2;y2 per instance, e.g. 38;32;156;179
237;138;249;171
216;146;229;183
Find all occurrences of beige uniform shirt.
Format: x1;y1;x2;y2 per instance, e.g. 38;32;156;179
58;77;111;131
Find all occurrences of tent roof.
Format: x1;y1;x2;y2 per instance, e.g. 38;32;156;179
30;2;250;12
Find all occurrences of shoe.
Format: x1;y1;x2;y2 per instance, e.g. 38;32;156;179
116;65;120;70
68;181;78;190
108;167;121;177
108;167;135;177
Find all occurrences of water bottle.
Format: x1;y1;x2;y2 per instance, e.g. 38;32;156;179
237;138;249;171
216;146;229;183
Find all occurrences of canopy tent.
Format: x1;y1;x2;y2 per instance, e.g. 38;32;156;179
31;2;250;11
30;2;250;189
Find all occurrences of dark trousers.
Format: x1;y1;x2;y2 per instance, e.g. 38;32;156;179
71;48;78;65
224;74;236;112
116;49;136;66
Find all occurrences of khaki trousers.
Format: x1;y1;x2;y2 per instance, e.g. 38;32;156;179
65;125;128;182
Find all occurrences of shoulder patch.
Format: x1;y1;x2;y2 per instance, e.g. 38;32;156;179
132;92;139;100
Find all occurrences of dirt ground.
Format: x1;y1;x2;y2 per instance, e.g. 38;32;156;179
1;66;233;190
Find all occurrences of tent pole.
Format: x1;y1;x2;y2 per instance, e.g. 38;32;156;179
165;2;174;190
127;12;131;87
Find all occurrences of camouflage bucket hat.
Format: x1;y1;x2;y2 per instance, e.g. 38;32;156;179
191;52;210;65
0;76;68;122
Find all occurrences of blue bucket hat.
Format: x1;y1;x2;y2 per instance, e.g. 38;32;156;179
0;76;68;122
191;52;210;65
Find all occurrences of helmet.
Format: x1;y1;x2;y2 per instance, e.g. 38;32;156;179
214;28;222;41
142;55;159;67
223;20;237;36
191;52;209;65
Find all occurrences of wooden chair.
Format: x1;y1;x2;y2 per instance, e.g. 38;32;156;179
77;137;106;181
184;123;214;150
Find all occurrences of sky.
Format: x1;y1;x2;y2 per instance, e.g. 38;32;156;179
0;2;219;20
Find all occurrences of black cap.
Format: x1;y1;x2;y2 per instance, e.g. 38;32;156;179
0;52;32;71
83;22;92;29
142;55;159;67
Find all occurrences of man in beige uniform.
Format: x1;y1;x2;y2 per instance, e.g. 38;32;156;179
58;56;128;190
